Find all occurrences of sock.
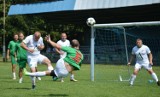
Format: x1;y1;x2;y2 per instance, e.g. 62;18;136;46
19;77;23;83
151;73;158;82
70;74;74;79
27;72;46;77
13;72;16;78
130;74;136;85
30;76;36;85
48;66;53;71
19;77;23;81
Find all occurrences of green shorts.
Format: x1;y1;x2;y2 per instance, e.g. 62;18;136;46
17;59;27;68
11;55;17;65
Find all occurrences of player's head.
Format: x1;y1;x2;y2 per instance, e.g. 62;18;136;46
18;32;24;41
13;33;18;41
61;33;67;42
71;39;80;49
34;31;41;41
136;38;143;48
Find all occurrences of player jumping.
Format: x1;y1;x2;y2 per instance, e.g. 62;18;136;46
55;33;78;82
23;35;83;86
21;32;54;89
128;38;160;86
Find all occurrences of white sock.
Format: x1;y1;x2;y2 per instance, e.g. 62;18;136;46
27;72;46;77
48;66;53;71
13;72;16;78
70;74;74;79
19;77;23;80
151;73;158;82
130;74;136;85
19;77;23;83
30;76;36;85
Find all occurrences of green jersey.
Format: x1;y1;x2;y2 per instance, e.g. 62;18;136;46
15;41;27;60
61;46;84;70
8;40;19;56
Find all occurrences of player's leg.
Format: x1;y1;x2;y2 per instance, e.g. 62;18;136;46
36;67;41;80
27;56;38;89
143;64;160;86
18;59;27;83
11;55;17;79
24;68;52;76
38;54;53;71
19;68;23;83
30;67;37;89
130;63;141;86
70;71;78;82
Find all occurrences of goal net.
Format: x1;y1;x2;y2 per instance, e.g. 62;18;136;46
91;21;160;82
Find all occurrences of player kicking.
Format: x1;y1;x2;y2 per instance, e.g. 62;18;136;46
23;35;83;86
21;31;54;89
7;33;19;80
55;33;77;82
128;38;160;86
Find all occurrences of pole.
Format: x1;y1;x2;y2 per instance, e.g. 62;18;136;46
3;0;6;62
90;26;95;81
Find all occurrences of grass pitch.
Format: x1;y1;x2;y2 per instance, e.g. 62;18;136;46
0;62;160;97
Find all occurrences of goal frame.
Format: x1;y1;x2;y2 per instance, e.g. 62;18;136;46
90;21;160;81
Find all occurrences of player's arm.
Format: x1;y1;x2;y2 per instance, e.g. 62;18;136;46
55;48;61;54
45;35;61;50
7;49;10;59
37;44;45;50
148;53;153;65
21;42;34;53
7;42;11;59
128;54;135;66
37;38;45;50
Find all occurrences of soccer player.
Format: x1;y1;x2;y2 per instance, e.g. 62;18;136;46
15;32;27;83
23;35;83;86
7;33;19;80
21;31;54;89
128;38;160;86
55;33;77;82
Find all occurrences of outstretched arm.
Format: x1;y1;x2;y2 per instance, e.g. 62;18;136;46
45;35;61;50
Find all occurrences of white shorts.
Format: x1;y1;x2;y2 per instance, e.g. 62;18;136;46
54;58;69;78
135;63;152;70
27;54;47;68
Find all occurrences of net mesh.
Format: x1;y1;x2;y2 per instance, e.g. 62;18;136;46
94;25;160;81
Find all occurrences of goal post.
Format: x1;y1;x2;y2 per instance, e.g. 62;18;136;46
90;21;160;81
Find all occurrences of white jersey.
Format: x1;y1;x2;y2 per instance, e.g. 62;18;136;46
57;39;70;58
132;45;151;64
23;35;44;56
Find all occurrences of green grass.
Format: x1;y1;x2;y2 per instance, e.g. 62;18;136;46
0;62;160;97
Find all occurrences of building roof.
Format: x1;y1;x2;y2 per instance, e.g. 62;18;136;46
8;0;160;15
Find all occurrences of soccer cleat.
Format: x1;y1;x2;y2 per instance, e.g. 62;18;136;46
61;79;64;83
13;77;16;80
70;78;78;82
19;79;22;83
23;68;29;76
37;77;41;81
157;81;160;86
53;76;58;81
32;85;36;90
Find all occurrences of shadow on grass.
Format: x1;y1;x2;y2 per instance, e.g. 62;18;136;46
34;94;69;97
7;87;31;90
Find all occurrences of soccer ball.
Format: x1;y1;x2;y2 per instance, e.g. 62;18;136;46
86;17;96;26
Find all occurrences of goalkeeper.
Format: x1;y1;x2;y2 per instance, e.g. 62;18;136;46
24;35;83;80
